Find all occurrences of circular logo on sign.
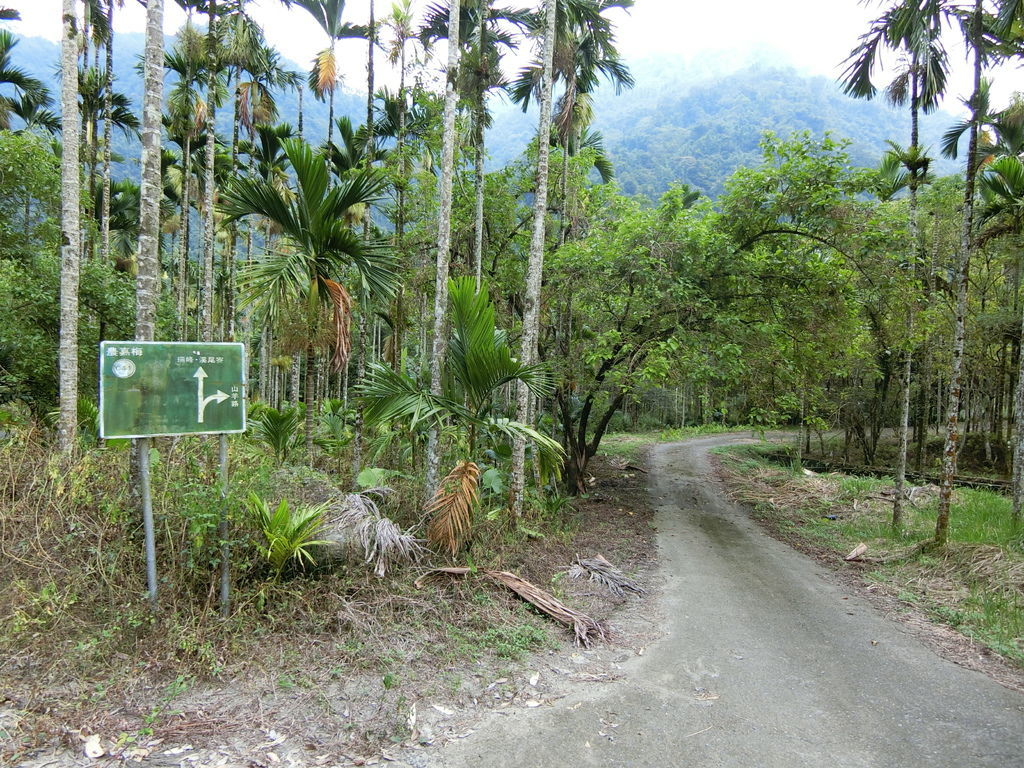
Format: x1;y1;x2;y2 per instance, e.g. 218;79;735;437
111;358;136;379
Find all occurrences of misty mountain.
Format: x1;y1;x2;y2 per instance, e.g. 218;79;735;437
487;57;963;200
11;33;964;201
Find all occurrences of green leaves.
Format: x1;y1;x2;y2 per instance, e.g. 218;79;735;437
251;406;301;465
221;139;396;305
448;277;553;415
247;493;329;577
359;278;563;475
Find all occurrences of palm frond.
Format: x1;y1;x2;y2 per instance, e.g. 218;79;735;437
484;418;564;481
322;277;353;371
311;47;337;97
425;461;480;556
359;362;465;430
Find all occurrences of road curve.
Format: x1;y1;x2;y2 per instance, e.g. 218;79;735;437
418;434;1024;768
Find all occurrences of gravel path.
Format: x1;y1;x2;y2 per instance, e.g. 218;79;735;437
411;434;1024;768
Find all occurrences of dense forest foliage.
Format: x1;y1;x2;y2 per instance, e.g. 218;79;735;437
4;0;1024;569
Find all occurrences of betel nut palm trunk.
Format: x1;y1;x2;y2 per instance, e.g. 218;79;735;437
510;0;557;516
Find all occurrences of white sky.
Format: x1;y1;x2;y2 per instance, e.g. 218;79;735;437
7;0;1024;110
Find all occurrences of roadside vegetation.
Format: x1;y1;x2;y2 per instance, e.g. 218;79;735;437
716;443;1024;668
0;410;655;762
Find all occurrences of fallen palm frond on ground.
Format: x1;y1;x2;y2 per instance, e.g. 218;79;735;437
416;567;609;647
567;554;646;597
330;489;423;577
426;462;480;556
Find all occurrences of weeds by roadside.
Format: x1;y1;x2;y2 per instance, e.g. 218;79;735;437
0;421;654;764
715;444;1024;667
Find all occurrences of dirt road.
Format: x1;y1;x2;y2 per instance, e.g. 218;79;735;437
413;434;1024;768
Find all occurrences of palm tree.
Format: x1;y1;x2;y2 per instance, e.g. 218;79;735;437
979;156;1024;523
382;1;421;375
288;0;363;148
200;0;227;343
360;278;561;554
936;0;988;547
165;25;208;336
9;92;60;135
510;0;634;246
840;0;949;529
100;0;123;269
219;137;398;458
421;1;530;288
0;29;50;131
942;81;1024;165
58;0;81;453
423;0;465;501
78;65;140;259
509;0;558;517
104;177;142;263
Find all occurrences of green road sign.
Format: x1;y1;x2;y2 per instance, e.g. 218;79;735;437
99;341;247;438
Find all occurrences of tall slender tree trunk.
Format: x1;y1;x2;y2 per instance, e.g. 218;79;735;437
58;0;81;453
894;76;922;530
224;75;241;342
327;80;335;148
290;355;300;408
392;42;408;372
509;0;557;516
304;343;315;462
472;10;486;290
137;0;164;341
177;133;192;338
473;110;486;290
297;82;304;139
201;1;217;343
936;0;984;547
352;0;377;478
424;0;462;500
1011;237;1024;524
100;0;114;266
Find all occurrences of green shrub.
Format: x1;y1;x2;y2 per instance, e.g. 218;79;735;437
251;407;301;465
246;492;329;577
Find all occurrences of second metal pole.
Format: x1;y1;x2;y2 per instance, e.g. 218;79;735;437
218;433;230;617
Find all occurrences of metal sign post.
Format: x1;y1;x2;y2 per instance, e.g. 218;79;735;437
99;342;247;610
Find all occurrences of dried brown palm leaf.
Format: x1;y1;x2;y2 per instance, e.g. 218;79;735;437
193;98;208;134
331;489;423;577
425;461;480;557
324;278;353;372
567;554;646;598
314;48;337;96
486;569;608;647
414;567;609;647
238;81;253;134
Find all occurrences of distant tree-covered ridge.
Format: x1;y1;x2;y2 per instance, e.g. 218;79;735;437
12;35;959;199
486;60;961;199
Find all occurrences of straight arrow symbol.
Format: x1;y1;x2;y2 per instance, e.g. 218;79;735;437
195;366;229;423
194;366;207;422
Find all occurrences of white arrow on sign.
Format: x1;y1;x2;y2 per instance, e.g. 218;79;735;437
194;366;230;423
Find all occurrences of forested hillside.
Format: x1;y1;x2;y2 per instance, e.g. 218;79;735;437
13;34;961;198
485;59;963;198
